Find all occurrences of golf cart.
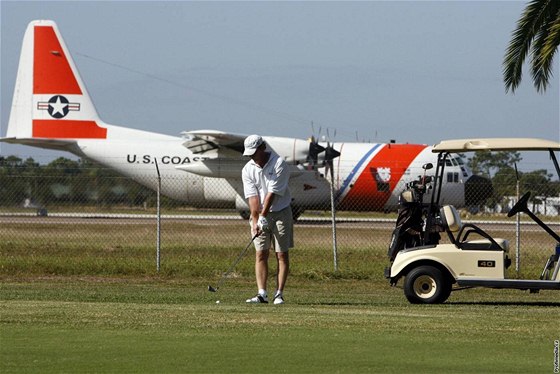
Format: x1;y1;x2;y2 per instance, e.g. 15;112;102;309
385;138;560;304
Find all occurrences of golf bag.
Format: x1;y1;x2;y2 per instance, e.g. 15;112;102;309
387;165;440;261
387;189;424;261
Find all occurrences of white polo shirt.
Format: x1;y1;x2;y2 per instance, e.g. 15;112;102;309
242;151;292;212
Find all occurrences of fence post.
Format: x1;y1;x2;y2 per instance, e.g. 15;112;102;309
515;180;520;273
155;159;161;272
514;163;520;273
329;172;338;272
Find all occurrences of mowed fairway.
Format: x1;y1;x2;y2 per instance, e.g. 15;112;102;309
1;217;559;373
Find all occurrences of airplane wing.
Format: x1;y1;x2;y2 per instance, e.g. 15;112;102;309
179;130;323;182
181;130;246;154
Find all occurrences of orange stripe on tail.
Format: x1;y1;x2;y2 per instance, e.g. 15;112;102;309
32;120;107;139
33;26;81;94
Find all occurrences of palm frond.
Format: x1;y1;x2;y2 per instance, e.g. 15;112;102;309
537;10;560;90
531;7;560;92
503;0;559;93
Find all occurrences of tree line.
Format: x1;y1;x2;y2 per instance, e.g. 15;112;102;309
1;153;559;213
467;150;560;213
0;156;165;208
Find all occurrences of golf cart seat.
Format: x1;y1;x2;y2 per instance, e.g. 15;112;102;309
440;205;509;251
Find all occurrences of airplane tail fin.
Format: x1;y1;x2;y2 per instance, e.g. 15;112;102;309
5;20;107;144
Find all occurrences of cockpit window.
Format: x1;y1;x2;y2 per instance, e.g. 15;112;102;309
444;154;467;170
452;154;465;165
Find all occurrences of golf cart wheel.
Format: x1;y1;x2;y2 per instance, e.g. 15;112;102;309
404;265;451;304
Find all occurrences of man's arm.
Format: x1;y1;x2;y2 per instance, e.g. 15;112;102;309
266;158;289;209
260;192;276;218
247;195;261;234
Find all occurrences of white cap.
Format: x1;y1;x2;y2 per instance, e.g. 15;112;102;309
243;135;264;156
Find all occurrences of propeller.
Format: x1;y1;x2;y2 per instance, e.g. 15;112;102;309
306;135;326;168
324;141;341;180
323;128;341;180
306;123;341;175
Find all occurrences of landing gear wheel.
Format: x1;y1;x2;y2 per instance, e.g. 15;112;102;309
404;265;451;304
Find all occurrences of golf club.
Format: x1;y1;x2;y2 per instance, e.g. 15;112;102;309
208;232;260;292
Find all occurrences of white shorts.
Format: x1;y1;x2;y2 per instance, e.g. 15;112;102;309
253;206;294;253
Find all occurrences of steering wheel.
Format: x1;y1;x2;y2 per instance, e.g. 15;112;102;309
507;191;531;218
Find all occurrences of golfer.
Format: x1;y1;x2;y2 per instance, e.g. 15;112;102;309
242;134;293;305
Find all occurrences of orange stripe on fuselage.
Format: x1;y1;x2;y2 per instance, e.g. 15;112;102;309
33;120;107;139
34;26;81;94
338;144;427;211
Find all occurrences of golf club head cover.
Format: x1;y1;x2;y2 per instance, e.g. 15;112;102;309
257;215;271;233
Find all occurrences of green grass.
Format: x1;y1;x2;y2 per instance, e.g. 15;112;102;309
1;278;559;373
1;218;559;373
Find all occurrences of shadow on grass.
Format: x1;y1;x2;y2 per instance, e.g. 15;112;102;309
300;300;560;307
447;301;560;307
296;301;373;306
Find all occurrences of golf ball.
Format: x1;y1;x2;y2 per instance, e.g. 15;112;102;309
216;300;220;304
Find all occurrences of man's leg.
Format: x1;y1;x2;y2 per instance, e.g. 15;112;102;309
255;249;269;292
272;207;292;302
276;251;289;292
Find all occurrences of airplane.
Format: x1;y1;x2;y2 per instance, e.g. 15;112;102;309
1;20;491;218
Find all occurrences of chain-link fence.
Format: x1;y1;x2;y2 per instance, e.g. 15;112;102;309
1;157;558;280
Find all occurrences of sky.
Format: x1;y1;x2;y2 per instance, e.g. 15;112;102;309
1;0;559;172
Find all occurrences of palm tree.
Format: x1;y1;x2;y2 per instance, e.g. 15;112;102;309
503;0;560;93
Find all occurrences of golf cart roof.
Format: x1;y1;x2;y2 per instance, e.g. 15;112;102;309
432;138;560;153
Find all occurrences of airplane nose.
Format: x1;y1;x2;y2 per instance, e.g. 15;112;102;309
464;175;493;206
